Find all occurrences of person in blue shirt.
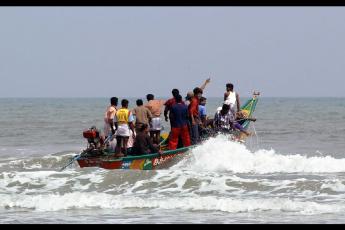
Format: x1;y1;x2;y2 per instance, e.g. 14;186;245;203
168;95;191;150
198;97;207;127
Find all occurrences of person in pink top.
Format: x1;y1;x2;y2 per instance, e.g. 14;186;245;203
103;97;118;138
145;94;165;144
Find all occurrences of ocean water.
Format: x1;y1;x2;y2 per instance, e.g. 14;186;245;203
1;97;345;224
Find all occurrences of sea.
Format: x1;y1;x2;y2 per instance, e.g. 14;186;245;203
1;97;345;224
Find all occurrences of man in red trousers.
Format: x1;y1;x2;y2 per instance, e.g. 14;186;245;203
168;94;191;150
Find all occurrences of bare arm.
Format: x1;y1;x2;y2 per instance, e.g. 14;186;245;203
164;106;169;122
236;93;240;112
129;122;135;138
236;93;241;112
113;112;118;131
147;109;153;123
224;92;229;101
200;78;211;91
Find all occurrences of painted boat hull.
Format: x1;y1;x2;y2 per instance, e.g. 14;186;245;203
77;146;192;170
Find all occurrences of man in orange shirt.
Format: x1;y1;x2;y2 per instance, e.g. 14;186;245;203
145;94;165;144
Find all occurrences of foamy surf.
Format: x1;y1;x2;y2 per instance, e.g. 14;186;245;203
2;135;345;174
173;135;345;174
1;192;344;215
1;135;345;222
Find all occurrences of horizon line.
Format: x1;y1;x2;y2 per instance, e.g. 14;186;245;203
1;96;345;99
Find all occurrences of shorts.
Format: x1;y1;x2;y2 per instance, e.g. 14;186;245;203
150;117;162;131
116;124;130;137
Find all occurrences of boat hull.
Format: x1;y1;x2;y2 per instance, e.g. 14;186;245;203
77;147;190;170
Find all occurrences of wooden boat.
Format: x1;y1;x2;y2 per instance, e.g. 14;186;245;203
77;145;192;170
74;92;260;170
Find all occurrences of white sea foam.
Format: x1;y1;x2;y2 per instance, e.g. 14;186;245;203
173;135;345;174
321;180;345;192
0;192;344;215
1;135;345;218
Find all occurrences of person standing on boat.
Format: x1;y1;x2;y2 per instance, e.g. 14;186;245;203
145;94;165;144
184;78;211;107
164;88;181;124
114;99;135;157
103;97;118;138
224;83;240;115
189;87;203;144
185;91;194;107
199;97;208;127
198;96;215;137
132;99;152;132
131;124;161;155
168;95;191;150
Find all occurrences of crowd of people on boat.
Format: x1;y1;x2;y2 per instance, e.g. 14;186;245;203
101;78;256;157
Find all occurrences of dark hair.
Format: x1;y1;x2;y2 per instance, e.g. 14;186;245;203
121;99;129;107
110;97;118;106
146;94;154;101
136;99;143;106
175;94;182;103
226;83;234;90
200;97;207;102
172;89;179;97
193;87;203;95
139;123;148;132
222;103;230;111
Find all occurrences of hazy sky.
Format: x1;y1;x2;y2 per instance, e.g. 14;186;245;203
1;7;345;98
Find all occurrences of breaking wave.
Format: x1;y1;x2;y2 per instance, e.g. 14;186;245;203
1;135;345;214
173;135;345;174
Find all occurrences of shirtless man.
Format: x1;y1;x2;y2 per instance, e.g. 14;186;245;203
103;97;118;138
145;94;165;144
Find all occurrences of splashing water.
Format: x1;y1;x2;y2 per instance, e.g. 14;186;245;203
1;135;345;221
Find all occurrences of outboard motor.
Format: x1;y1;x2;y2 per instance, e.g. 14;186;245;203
82;126;104;155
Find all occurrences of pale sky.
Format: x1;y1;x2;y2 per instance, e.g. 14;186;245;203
1;7;345;98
